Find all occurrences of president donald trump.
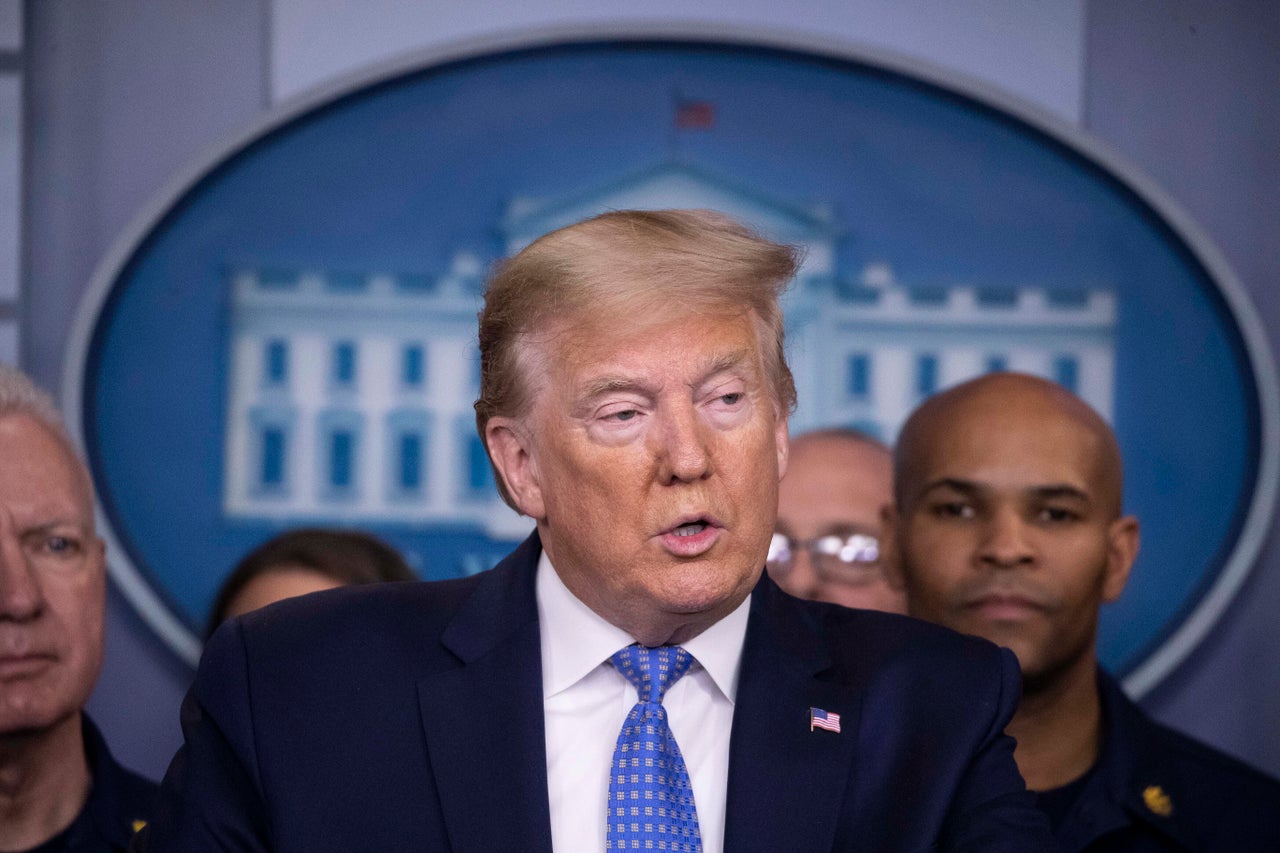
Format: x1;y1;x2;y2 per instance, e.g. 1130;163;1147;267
142;210;1051;851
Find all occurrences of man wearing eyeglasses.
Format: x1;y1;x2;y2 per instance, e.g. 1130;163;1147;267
769;428;906;613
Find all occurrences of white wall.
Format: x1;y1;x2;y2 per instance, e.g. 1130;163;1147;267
272;0;1086;122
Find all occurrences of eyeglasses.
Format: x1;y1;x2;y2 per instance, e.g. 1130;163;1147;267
767;531;881;585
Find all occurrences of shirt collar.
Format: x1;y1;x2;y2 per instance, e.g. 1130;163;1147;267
536;550;751;703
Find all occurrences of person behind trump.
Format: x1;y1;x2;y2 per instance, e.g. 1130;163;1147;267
140;209;1052;851
881;372;1280;851
0;364;156;852
205;527;417;636
768;427;906;613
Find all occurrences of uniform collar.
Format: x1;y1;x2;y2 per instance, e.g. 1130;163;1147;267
80;714;151;849
1097;670;1201;849
1054;669;1201;852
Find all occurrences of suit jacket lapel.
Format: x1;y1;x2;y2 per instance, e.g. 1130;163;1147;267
724;579;862;853
417;533;554;853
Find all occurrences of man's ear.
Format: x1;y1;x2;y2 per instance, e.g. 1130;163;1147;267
774;415;789;481
878;503;906;592
485;417;546;520
1102;516;1140;602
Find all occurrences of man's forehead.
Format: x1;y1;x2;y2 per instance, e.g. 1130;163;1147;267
540;310;762;378
575;348;754;392
903;409;1112;506
913;417;1099;473
791;433;890;470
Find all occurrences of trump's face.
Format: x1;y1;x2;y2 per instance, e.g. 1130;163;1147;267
487;308;788;645
0;414;105;735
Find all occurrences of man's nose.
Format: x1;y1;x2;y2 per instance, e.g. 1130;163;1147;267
653;404;712;484
977;508;1036;569
0;533;44;621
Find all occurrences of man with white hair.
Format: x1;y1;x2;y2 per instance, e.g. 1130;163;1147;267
0;364;156;852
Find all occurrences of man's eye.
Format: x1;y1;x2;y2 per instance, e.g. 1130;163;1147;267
932;502;974;519
607;409;638;422
1039;507;1078;524
719;393;743;406
43;536;79;555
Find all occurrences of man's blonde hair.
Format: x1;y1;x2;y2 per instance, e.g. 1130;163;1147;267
475;209;799;508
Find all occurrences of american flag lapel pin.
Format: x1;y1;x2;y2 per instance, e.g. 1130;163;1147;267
810;707;841;733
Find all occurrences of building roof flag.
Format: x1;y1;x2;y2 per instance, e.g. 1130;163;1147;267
675;99;715;129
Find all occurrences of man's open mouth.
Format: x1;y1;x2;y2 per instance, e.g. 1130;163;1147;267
672;520;710;537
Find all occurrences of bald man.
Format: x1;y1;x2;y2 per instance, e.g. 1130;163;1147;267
882;372;1280;851
769;428;906;613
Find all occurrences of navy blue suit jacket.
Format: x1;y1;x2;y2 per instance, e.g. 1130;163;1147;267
142;533;1051;851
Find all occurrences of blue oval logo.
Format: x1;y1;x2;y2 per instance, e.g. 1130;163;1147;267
66;34;1277;693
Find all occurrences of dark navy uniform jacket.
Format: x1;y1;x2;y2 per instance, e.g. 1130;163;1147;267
21;715;158;853
1051;670;1280;852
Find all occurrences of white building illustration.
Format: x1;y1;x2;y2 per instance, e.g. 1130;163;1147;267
787;261;1115;440
222;162;1115;527
220;258;535;536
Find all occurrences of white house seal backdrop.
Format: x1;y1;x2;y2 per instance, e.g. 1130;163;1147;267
65;35;1277;693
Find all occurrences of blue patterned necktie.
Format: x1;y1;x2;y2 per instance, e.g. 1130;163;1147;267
606;644;703;852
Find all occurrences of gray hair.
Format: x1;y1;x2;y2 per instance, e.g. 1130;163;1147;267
0;362;77;451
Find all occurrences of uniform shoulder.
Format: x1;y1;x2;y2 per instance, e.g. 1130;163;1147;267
1100;675;1280;802
1099;678;1280;848
1144;713;1280;800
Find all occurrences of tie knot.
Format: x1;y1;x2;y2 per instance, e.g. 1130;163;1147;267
610;645;694;704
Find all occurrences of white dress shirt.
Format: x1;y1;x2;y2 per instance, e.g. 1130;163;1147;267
537;551;749;853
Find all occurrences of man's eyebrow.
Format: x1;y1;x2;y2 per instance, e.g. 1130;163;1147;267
694;350;752;386
21;518;92;535
920;477;984;496
816;521;880;538
576;350;753;402
919;479;1091;503
1028;484;1091;503
577;375;653;401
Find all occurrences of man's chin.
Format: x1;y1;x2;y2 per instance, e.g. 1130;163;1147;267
0;705;79;739
658;582;754;624
949;612;1036;650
